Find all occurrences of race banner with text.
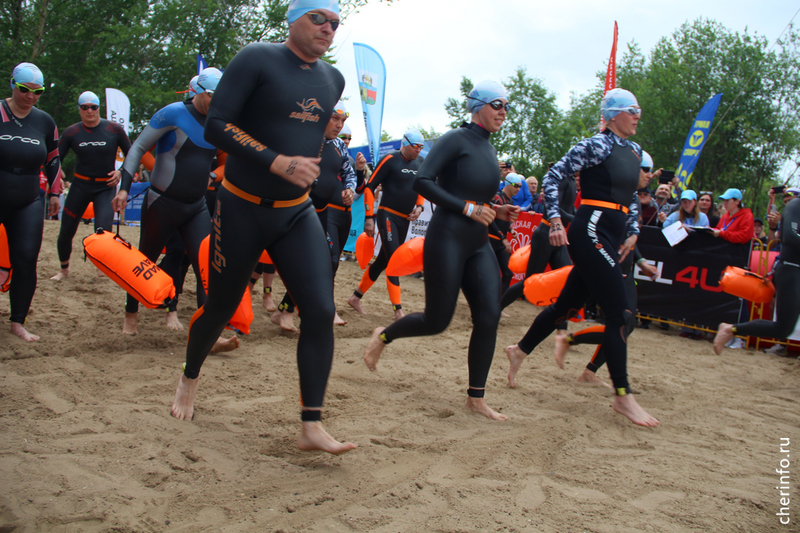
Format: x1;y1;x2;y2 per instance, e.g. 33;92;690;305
353;43;386;167
675;93;723;190
634;226;749;328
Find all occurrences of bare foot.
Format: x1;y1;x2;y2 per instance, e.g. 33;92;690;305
298;420;357;455
210;335;239;354
612;394;660;427
50;268;68;281
333;311;347;326
123;312;138;335
347;294;366;314
713;323;734;355
262;292;277;313
171;373;199;421
466;397;509;420
271;310;297;332
393;308;405;321
501;311;511;318
10;322;39;342
0;269;8;287
554;330;570;369
166;311;184;331
506;344;527;388
577;368;612;388
364;327;386;371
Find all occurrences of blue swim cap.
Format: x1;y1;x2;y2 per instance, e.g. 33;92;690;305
504;172;524;187
287;0;340;24
467;80;507;113
401;129;424;147
78;91;100;106
11;62;44;90
601;88;639;122
680;190;697;201
641;150;653;169
188;75;199;96
196;68;222;94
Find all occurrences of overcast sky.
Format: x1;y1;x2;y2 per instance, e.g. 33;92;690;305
330;0;798;154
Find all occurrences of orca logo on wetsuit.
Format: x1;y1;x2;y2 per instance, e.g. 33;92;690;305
290;99;324;123
0;135;41;145
401;169;417;174
79;141;107;147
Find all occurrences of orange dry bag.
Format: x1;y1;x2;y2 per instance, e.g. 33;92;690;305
508;244;530;274
198;236;253;334
355;232;374;269
0;224;11;293
523;265;573;306
719;266;775;304
83;229;176;309
82;202;94;220
386;237;424;277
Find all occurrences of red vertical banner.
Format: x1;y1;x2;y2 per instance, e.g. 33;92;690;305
508;212;542;285
604;21;619;96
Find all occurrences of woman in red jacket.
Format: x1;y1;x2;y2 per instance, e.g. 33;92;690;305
713;188;754;244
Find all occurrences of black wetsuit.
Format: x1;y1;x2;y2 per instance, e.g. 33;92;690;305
0;100;61;324
380;122;502;399
489;190;514;293
120;100;220;314
733;197;800;339
328;154;365;277
354;150;424;312
501;173;576;311
57;119;130;264
515;129;641;395
187;42;345;421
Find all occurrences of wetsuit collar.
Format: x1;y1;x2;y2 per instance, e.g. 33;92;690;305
462;121;491;140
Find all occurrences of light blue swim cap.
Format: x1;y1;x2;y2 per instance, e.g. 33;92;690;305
504;172;524;187
401;129;424;147
196;68;222;94
188;75;200;96
287;0;340;24
641;150;653;169
339;122;352;136
78;91;100;106
601;88;639;122
467;80;507;113
11;62;44;90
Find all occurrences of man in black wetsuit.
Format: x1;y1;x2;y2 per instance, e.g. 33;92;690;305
112;67;225;335
171;0;356;455
347;129;426;321
51;91;131;281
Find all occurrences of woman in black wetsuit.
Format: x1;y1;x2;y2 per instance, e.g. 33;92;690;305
0;63;62;342
714;195;800;353
364;80;520;421
505;88;660;427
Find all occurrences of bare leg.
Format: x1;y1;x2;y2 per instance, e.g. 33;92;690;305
0;269;8;287
298;420;357;455
166;311;184;331
364;326;386;371
10;322;39;342
271;309;297;332
713;323;734;355
123;312;138;335
171;374;199;421
466;397;508;421
333;310;347;326
577;368;612;388
347;294;366;314
262;273;277;312
50;265;69;281
612;394;660;427
501;310;511;318
393;308;405;321
506;344;527;388
554;330;570;369
210;335;239;354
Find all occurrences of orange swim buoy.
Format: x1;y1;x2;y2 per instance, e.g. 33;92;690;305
82;202;94;220
508;244;530;274
198;235;253;334
386;237;424;277
355;232;374;269
719;266;775;304
83;229;176;309
0;224;11;293
523;265;573;306
259;250;272;264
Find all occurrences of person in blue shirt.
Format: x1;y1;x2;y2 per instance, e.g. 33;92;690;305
663;190;709;229
498;162;532;209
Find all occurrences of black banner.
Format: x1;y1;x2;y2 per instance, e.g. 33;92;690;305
634;226;751;329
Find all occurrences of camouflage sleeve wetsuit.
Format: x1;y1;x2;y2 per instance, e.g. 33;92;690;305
57;119;130;264
0;100;61;324
185;42;344;421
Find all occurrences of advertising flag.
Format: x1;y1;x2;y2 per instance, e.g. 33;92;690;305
603;21;618;96
353;43;386;166
675;93;723;189
105;88;130;170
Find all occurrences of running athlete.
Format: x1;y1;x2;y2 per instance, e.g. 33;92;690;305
364;81;520;420
0;63;62;342
171;0;356;455
347;129;426;320
505;88;660;427
51;91;131;281
490;172;523;295
270;101;360;330
112;67;225;335
714;194;800;354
